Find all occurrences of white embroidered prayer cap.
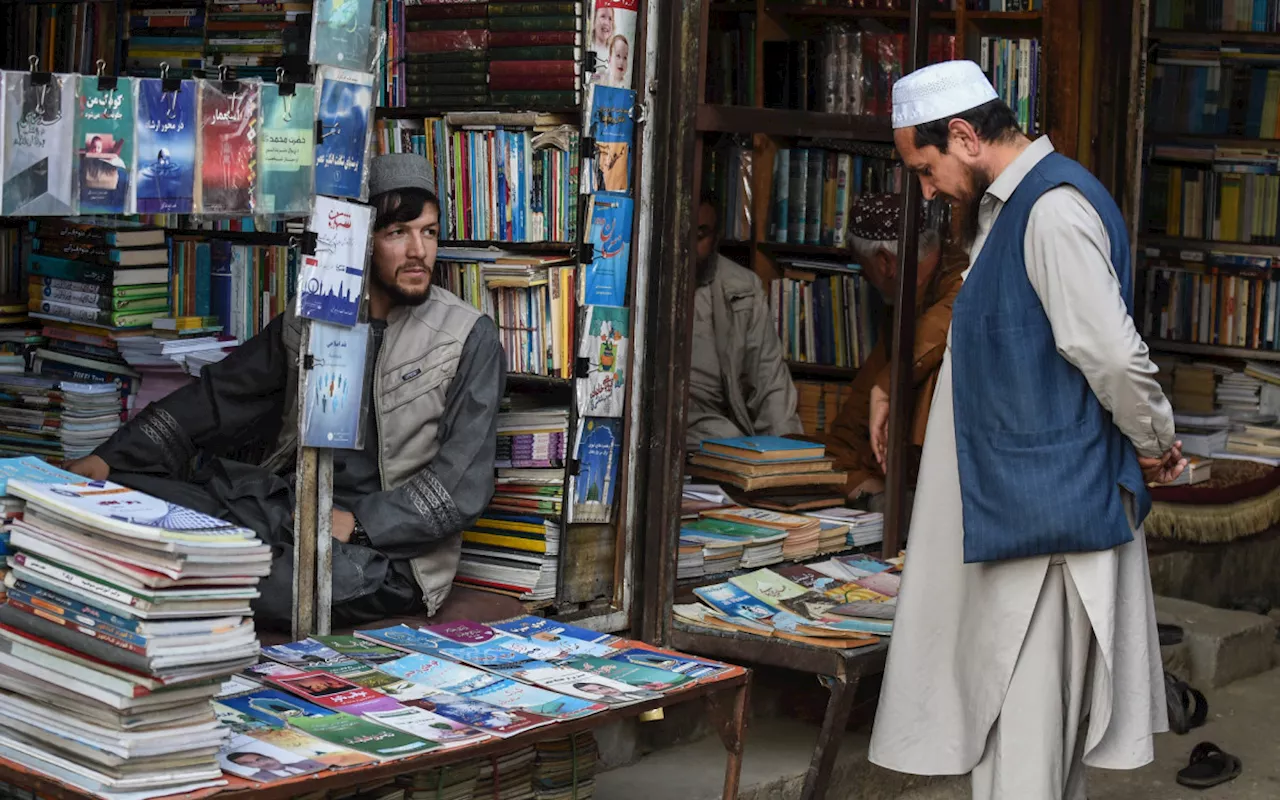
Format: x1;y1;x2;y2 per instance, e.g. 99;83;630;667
892;60;999;130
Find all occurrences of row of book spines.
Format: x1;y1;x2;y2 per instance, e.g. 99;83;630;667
1139;265;1280;350
404;60;581;77
769;152;903;247
771;275;877;368
29;298;169;329
406;76;581;92
1151;0;1280;32
1146;64;1277;138
402;44;580;62
1146;166;1280;243
406;29;581;51
407;2;581;19
30;281;169;313
407;16;578;31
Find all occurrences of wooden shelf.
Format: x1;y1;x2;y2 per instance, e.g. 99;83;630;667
1147;131;1280;149
1150;29;1280;45
966;10;1042;21
1146;340;1280;363
1139;235;1280;258
765;4;952;21
787;362;858;379
675;543;881;595
377;105;579;119
695;104;895;142
439;240;578;253
759;242;858;260
507;373;573;388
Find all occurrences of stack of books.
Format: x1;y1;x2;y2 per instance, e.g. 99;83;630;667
476;743;537;800
795;380;853;437
490;467;564;517
686;436;847;495
403;0;492;108
457;514;560;602
495;403;569;470
1173;411;1231;458
0;375;122;464
125;0;207;77
532;732;598;799
1218;369;1264;416
0;469;271;796
805;507;884;550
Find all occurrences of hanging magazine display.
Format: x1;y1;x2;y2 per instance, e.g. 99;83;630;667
257;82;316;216
310;0;377;70
568;417;622;524
580;192;632;306
75;76;134;215
315;67;374;201
576;305;629;418
587;0;637;88
302;321;370;450
134;78;197;214
2;71;77;216
197;79;261;216
588;85;635;195
297;195;373;326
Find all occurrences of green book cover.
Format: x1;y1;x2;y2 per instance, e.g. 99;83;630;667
75;77;134;215
564;656;692;691
289;712;438;760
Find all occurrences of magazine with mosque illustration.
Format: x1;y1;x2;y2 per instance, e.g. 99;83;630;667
567;417;622;524
257;82;315;216
297;195;373;326
311;0;377;70
197;79;260;216
75;76;134;214
133;78;197;214
576;305;628;418
314;67;374;201
587;0;637;88
2;71;77;216
301;321;370;450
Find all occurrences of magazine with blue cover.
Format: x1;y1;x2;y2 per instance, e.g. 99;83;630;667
588;85;635;194
257;83;315;217
75;76;134;214
310;0;377;70
0;456;80;495
301;321;369;449
581;192;633;307
297;196;373;326
568;417;622;524
133;79;197;214
315;67;373;201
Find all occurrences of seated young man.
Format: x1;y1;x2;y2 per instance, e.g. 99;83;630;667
685;192;803;450
66;154;509;631
822;194;965;506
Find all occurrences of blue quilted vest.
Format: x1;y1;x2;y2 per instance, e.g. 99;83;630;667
951;152;1150;563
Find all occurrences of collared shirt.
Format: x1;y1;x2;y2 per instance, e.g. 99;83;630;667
966;136;1175;457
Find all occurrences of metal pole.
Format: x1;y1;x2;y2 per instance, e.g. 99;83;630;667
292;320;317;639
882;0;929;559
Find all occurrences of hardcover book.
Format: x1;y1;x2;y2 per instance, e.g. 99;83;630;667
133;79;197;214
297;196;373;326
197;80;260;215
75;76;134;214
315;67;374;200
3;72;77;216
257;83;315;216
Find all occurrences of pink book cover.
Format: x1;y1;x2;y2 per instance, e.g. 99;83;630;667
423;621;507;647
270;671;403;715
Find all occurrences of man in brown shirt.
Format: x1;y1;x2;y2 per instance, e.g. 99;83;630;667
823;194;965;504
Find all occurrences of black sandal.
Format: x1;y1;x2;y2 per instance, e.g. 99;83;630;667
1228;595;1272;616
1176;741;1242;789
1164;672;1208;735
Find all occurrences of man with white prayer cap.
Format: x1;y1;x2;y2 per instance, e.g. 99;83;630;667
866;59;1187;799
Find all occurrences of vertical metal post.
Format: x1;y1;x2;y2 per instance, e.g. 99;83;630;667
882;1;929;559
292;320;317;639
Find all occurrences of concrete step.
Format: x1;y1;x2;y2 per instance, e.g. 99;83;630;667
1155;596;1276;688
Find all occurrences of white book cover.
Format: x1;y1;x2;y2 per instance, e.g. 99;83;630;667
575;305;629;418
297;196;373;327
6;480;256;548
2;71;77;216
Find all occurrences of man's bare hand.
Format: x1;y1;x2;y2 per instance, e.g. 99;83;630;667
331;510;356;543
1139;441;1187;485
870;385;891;472
65;455;109;481
849;476;885;501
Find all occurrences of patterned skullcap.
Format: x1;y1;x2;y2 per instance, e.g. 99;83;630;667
848;193;926;241
892;60;998;129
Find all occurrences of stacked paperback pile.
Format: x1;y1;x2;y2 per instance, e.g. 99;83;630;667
0;375;122;464
457;514;560;602
0;468;270;796
805;507;884;550
795;380;853;436
206;0;312;80
677;555;900;650
125;1;207;77
533;731;598;799
1217;369;1264;417
1170;362;1222;414
114;323;237;412
495;404;570;470
686;436;847;496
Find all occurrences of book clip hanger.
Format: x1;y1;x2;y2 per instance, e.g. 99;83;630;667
574;357;590;379
160;63;183;96
293;230;318;255
276;67;297;100
95;60;117;93
218;65;241;96
28;56;52;88
316;119;341;142
580;243;595;262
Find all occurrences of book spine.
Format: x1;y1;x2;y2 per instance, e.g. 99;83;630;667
12;554;140;607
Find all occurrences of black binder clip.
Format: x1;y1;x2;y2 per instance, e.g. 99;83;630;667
303;353;316;370
574;357;590;379
581;136;597;154
569;458;581;476
28;56;51;86
580;243;595;262
276;67;296;97
219;66;240;95
298;230;318;255
95;60;117;92
317;119;342;142
160;62;182;93
585;51;598;73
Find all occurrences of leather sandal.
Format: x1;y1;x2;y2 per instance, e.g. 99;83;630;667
1176;741;1241;789
1164;672;1208;735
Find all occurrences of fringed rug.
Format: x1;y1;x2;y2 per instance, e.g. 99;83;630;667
1146;460;1280;543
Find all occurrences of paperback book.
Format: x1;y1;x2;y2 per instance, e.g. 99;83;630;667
581;192;633;306
134;79;197;214
197;80;260;216
588;85;635;194
588;0;638;88
311;0;377;70
297;196;373;326
75;76;134;214
315;67;374;200
3;71;77;216
301;321;369;449
256;83;315;217
576;305;629;418
568;417;622;523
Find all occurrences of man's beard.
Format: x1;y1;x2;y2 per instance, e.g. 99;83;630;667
374;261;431;307
952;164;992;252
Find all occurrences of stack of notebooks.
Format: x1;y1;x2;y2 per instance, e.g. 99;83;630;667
495;403;569;470
678;506;837;581
0;462;271;796
686;436;847;496
475;743;537;800
457;514;560;602
532;731;597;799
805;507;884;550
114;318;237;414
0;375;123;464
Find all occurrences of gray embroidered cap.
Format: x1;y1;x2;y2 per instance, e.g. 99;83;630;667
369;153;437;197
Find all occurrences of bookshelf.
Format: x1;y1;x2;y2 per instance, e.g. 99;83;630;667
696;0;1073;431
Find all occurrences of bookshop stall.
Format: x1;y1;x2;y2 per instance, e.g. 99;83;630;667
637;1;1091;797
0;1;763;800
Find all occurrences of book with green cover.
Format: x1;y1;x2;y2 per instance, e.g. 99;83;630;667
289;711;438;760
563;656;692;691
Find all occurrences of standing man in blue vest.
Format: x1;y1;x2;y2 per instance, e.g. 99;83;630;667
867;61;1186;799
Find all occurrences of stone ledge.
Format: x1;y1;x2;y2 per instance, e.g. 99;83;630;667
1155;596;1277;688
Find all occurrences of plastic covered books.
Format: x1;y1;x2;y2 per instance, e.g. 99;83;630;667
197;79;261;216
297;195;373;326
315;67;374;201
302;321;370;450
257;82;316;217
75;76;135;215
576;305;628;418
134;78;198;214
3;71;77;216
310;0;378;71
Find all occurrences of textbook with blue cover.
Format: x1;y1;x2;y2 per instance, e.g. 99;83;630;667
699;436;825;463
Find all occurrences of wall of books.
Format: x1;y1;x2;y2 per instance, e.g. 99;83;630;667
374;0;642;620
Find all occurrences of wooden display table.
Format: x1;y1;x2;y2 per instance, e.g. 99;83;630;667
0;667;751;800
671;622;888;800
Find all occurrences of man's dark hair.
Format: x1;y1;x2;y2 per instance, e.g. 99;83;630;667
913;98;1022;153
372;187;441;231
226;752;257;764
